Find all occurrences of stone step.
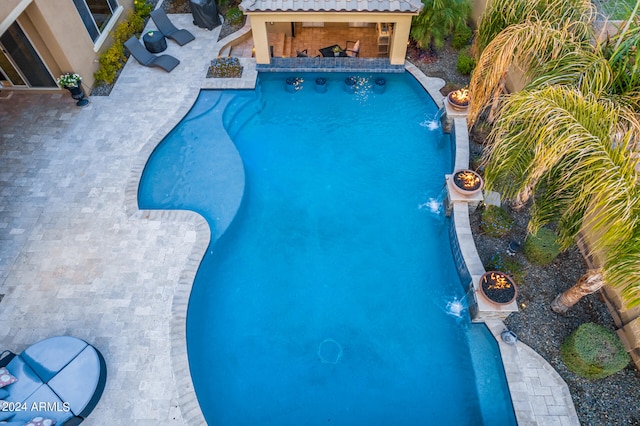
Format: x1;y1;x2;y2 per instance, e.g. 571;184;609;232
219;45;231;58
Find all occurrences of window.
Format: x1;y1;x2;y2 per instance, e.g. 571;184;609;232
73;0;119;42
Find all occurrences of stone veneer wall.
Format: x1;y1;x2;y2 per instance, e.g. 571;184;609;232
256;57;405;73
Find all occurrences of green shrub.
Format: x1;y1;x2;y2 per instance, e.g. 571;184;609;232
93;8;147;86
113;11;144;44
487;253;525;284
457;47;476;75
561;323;630;379
226;7;244;26
480;206;514;237
134;0;153;19
524;227;561;265
94;43;126;84
452;24;473;50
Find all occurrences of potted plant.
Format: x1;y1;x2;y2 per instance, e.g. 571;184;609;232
57;73;89;107
332;46;341;56
57;72;82;89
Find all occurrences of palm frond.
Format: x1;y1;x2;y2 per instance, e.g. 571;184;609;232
469;20;589;125
607;22;640;95
475;0;595;56
604;224;640;307
481;86;640;255
528;52;612;96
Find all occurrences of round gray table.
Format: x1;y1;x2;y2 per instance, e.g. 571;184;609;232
143;30;167;53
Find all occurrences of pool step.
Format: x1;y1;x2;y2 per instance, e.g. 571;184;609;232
222;92;263;139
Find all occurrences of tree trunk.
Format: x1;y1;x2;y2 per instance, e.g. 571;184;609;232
510;186;532;212
551;268;605;314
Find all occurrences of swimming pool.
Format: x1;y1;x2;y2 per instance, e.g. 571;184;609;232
139;72;516;425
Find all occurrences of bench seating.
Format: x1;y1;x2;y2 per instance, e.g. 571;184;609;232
0;336;106;425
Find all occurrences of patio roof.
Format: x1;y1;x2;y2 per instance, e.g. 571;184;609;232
239;0;423;14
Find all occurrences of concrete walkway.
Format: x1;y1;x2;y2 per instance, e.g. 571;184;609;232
0;13;578;425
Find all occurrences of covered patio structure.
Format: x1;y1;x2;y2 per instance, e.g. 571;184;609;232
239;0;423;65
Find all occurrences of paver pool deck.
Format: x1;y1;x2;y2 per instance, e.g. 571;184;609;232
0;13;578;425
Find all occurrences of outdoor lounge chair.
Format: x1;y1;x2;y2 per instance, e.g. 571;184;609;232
345;40;360;57
124;36;180;72
150;9;196;46
0;336;106;425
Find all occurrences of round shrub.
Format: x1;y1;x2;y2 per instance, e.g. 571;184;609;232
226;7;244;26
487;253;525;284
456;47;476;75
452;25;473;50
524;227;561;265
480;205;514;237
561;323;630;380
134;0;153;18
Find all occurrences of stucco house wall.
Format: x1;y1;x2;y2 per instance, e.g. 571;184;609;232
0;0;131;92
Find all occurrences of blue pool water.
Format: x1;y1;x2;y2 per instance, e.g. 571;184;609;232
139;73;516;425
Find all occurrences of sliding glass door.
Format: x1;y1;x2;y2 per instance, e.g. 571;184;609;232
0;22;56;88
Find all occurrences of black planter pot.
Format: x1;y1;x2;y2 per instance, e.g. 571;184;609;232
65;82;89;107
479;271;517;305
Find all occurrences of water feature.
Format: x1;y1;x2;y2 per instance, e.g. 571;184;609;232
139;72;516;425
420;107;445;131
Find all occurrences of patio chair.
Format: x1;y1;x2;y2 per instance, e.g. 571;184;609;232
150;9;196;46
124;36;180;73
0;336;106;425
296;49;320;58
345;40;360;57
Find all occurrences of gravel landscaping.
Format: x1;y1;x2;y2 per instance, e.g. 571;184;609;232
412;40;640;425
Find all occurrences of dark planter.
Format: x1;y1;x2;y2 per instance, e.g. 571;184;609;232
479;271;517;305
452;169;483;196
65;82;89;107
447;90;469;110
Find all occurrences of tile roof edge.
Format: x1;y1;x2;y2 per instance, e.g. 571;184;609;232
240;0;423;13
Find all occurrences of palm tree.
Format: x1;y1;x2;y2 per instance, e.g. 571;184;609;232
470;0;640;125
472;4;640;307
552;218;640;313
549;9;640;312
606;20;640;99
475;0;595;56
468;19;598;126
410;0;470;49
482;86;640;248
